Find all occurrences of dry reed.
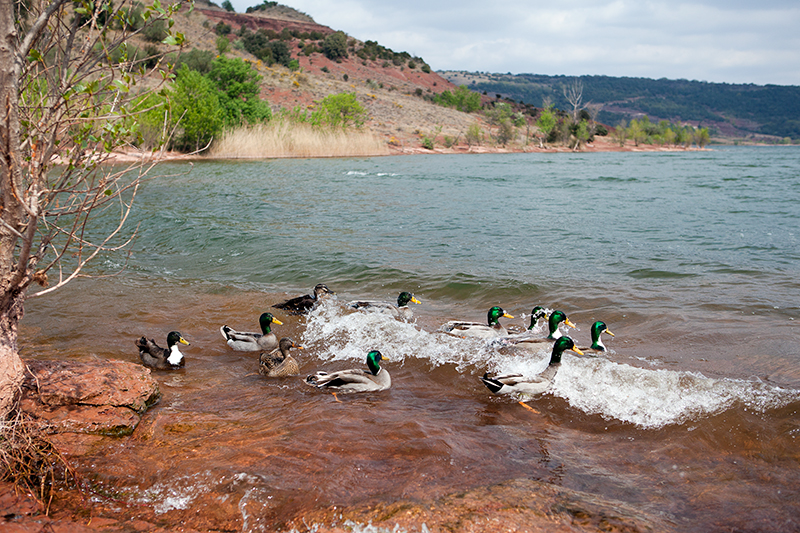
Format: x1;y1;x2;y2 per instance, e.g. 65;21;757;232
208;122;390;159
0;407;78;514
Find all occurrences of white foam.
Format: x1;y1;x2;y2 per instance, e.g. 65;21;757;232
303;300;800;428
553;356;800;428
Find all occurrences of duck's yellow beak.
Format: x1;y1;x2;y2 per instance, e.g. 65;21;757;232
411;296;422;304
297;344;305;350
565;318;576;328
571;346;584;355
606;329;615;337
272;318;284;326
179;337;190;346
504;312;514;319
381;354;389;361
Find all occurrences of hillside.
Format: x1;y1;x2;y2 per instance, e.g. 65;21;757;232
441;71;800;142
167;1;490;153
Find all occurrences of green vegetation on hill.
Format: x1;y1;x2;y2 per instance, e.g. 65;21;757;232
443;72;800;140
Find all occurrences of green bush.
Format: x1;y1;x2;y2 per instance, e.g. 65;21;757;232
143;19;168;43
170;66;225;151
215;21;231;35
175;48;215;74
310;93;368;129
322;31;348;61
434;85;481;113
207;56;272;127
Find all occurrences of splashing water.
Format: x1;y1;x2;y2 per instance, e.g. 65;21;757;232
302;299;800;429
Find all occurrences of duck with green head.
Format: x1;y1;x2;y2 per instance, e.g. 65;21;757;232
443;306;515;339
220;312;283;352
136;331;190;370
576;321;615;355
349;291;422;321
259;337;304;377
505;309;575;346
480;336;584;396
305;350;391;393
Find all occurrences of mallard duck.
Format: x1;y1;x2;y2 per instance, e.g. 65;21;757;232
220;312;283;352
527;306;549;330
505;309;576;346
348;291;422;320
442;306;515;339
273;284;334;314
480;336;584;396
305;350;391;393
135;331;190;370
259;337;303;377
576;321;615;355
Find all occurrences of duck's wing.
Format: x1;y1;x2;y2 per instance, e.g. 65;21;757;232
273;294;313;313
307;368;384;388
480;372;551;395
220;325;262;342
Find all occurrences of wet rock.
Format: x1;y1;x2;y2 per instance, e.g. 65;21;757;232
20;359;161;439
294;477;676;533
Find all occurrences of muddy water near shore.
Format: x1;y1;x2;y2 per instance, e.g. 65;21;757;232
20;148;800;531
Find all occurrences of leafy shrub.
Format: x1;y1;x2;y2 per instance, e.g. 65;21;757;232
215;21;231;35
175;48;215;74
207;56;272;127
309;93;368;129
434;85;481;113
421;136;434;150
222;0;235;11
322;31;348;61
421;64;431;73
142;19;168;43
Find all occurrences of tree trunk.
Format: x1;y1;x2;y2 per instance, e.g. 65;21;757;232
0;0;26;419
0;295;24;418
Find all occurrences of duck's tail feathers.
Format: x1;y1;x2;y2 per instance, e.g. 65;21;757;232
480;373;504;395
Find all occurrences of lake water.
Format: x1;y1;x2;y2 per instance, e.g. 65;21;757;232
21;147;800;531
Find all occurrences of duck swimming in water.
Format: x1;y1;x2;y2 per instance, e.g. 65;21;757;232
576;321;615;355
135;331;190;370
526;306;550;331
259;337;303;377
442;306;515;339
273;284;334;314
348;291;422;321
480;336;584;396
305;350;391;393
500;309;575;347
220;312;282;352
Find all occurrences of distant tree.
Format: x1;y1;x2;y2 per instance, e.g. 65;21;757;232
563;78;586;121
322;31;348;61
495;118;515;146
694;127;710;148
222;0;235;11
613;121;628;147
536;106;557;147
465;123;483;147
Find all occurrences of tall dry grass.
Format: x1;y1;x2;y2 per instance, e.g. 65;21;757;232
208;122;390;159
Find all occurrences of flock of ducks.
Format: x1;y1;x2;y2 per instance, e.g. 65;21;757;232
135;284;615;398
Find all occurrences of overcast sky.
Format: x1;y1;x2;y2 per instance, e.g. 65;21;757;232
226;0;800;86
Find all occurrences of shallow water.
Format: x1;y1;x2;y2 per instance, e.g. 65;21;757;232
21;147;800;531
